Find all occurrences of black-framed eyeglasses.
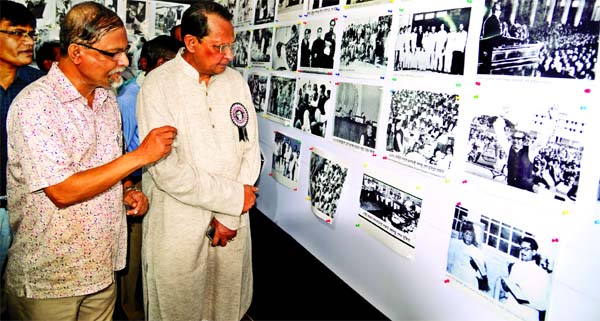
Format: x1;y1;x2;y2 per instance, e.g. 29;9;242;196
0;29;38;41
75;43;128;61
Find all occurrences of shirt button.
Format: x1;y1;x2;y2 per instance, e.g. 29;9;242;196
209;107;212;112
212;124;215;128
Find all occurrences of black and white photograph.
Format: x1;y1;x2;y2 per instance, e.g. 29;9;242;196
299;18;337;73
358;171;423;258
446;205;559;321
333;82;382;152
233;30;251;67
478;0;599;79
384;89;459;176
309;148;348;223
153;1;186;37
125;0;148;37
345;0;388;9
309;0;340;13
247;72;269;113
254;0;276;25
277;0;305;21
215;0;236;16
464;86;586;203
339;13;392;78
234;0;254;26
272;131;302;190
267;76;297;126
293;78;333;137
393;7;472;76
272;24;299;71
250;27;274;68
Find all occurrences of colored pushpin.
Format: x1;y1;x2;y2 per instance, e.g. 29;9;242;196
363;163;369;168
372;153;377;157
456;202;462;206
355;223;361;227
392;77;397;81
584;88;591;93
268;172;273;176
327;71;332;75
581;106;587;110
382;156;388;160
379;76;385;80
305;196;311;200
444;279;450;284
335;73;340;76
326;219;332;223
456;83;461;87
462;179;468;184
475;81;481;86
594;219;600;224
562;210;569;215
293;188;298;191
444;178;451;183
416;185;422;190
551;238;559;243
473;95;479;99
309;147;314;151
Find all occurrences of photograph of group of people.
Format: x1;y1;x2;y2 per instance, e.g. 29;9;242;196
292;78;332;137
153;2;184;37
465;90;585;203
446;207;558;321
479;0;599;79
340;13;392;76
358;172;423;255
394;7;471;75
267;76;297;125
385;89;459;174
254;0;276;25
232;0;253;26
250;27;274;67
247;73;269;113
272;132;302;190
309;149;348;222
333;83;382;151
233;30;251;67
299;18;337;71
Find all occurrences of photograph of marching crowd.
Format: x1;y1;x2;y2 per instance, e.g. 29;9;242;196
267;76;297;125
299;18;337;72
309;149;348;222
359;173;422;249
465;90;585;203
446;206;558;321
393;7;471;75
333;83;382;151
385;89;459;173
272;132;302;190
250;27;273;68
478;0;599;79
272;24;299;71
293;78;333;137
247;73;269;113
340;14;392;76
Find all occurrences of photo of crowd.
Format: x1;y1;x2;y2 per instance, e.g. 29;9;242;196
447;208;558;321
394;7;471;75
309;150;348;221
250;27;273;67
233;30;250;67
154;2;184;37
340;14;392;75
386;89;459;171
267;76;297;124
293;78;332;137
247;73;269;113
299;18;337;71
478;0;599;79
359;174;422;243
465;99;585;202
333;83;382;150
272;24;299;71
272;132;302;190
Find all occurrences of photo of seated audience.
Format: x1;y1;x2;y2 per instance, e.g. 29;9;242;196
478;0;599;79
386;89;459;169
309;151;348;220
340;14;392;74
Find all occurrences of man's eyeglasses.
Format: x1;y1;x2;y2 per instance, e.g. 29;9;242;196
0;29;38;41
212;43;235;54
520;247;532;252
76;43;128;61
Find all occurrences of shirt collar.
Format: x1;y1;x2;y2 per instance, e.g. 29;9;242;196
47;63;109;107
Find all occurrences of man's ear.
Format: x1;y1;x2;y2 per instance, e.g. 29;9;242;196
138;56;148;71
184;34;198;53
68;44;82;64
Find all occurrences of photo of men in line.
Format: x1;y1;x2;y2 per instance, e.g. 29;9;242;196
299;18;337;73
272;132;302;190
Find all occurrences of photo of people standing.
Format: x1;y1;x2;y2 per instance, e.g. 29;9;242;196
299;18;337;71
293;78;333;137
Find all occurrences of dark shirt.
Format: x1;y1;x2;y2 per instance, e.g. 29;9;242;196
0;66;44;199
507;146;534;191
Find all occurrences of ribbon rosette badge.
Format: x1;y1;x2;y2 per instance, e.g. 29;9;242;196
230;103;249;141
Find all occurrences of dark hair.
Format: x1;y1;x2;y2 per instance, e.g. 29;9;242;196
520;236;539;251
141;35;182;70
181;1;233;40
35;41;61;71
0;1;36;29
59;1;124;55
170;24;181;38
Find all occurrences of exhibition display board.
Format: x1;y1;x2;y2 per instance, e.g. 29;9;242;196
25;0;600;320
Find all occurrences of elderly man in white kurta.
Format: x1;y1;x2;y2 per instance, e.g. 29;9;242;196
136;2;260;321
